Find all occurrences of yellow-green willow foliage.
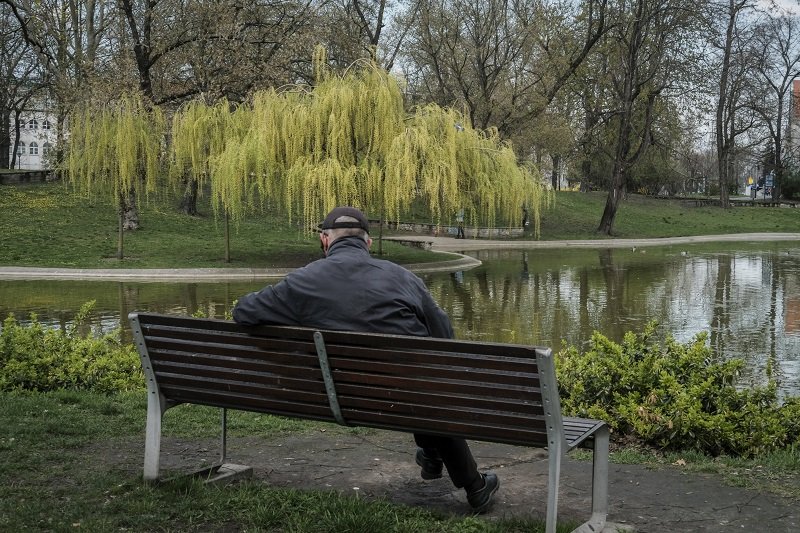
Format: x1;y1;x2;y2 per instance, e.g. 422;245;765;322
170;99;233;188
384;105;548;234
170;54;547;237
279;61;405;231
66;93;164;202
64;93;165;259
171;99;254;222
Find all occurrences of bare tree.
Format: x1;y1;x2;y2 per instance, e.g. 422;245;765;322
0;4;44;168
750;11;800;200
1;0;111;168
596;0;699;235
403;0;608;156
316;0;421;71
708;0;762;208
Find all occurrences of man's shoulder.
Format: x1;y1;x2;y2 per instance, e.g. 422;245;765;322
367;255;419;278
284;256;328;280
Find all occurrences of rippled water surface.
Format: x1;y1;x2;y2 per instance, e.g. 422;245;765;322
2;240;798;395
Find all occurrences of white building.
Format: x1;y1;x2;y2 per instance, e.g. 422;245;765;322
8;104;58;170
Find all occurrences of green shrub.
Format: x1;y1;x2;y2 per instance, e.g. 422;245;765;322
556;322;799;457
0;301;143;393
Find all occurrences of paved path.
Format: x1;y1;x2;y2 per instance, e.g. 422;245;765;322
385;232;800;252
1;233;798;281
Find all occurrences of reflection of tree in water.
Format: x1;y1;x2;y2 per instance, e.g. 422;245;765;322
709;253;732;360
447;270;475;332
430;247;696;349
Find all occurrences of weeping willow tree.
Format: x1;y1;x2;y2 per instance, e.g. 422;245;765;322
183;47;547;255
170;98;250;262
385;105;548;237
64;93;164;260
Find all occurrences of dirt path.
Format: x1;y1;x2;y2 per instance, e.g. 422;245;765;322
139;429;799;533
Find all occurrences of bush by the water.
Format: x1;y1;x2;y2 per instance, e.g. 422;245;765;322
0;302;143;393
556;322;800;457
3;306;800;458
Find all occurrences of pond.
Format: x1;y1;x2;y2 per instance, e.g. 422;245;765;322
1;240;799;396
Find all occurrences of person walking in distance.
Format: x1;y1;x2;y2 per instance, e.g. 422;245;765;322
456;208;465;239
232;206;499;513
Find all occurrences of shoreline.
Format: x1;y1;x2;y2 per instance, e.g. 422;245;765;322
1;232;799;281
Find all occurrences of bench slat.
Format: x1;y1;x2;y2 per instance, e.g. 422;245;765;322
139;313;543;352
335;382;544;415
144;327;540;375
159;385;334;421
338;408;549;446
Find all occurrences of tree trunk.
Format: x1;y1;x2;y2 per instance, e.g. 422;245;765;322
180;176;199;215
10;111;22;169
550;154;561;190
117;193;126;260
0;111;10;169
717;151;731;208
122;187;139;230
224;210;231;263
598;91;633;235
598;184;622;235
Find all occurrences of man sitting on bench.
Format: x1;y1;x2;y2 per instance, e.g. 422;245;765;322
232;206;500;513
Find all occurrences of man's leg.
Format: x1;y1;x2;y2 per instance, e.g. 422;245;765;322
413;433;479;488
413;433;499;513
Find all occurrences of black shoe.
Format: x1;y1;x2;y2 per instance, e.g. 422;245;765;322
466;473;499;513
415;448;443;480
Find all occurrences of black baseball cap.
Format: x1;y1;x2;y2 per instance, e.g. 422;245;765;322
319;206;370;233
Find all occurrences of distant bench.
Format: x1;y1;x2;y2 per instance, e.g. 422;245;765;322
129;312;610;533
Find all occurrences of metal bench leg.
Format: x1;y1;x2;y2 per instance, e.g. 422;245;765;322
143;391;164;480
590;426;610;524
571;427;609;533
545;447;562;533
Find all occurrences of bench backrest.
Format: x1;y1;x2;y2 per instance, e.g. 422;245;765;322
130;312;564;449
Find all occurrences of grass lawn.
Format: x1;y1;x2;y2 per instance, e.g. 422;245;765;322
0;182;448;268
537;191;800;240
0;390;560;532
1;390;797;531
2;183;798;269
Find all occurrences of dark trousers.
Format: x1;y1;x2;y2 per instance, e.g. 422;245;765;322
414;433;480;489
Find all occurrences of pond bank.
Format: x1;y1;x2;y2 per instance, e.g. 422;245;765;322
2;233;798;281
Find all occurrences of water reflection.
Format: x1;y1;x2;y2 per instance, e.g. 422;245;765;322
1;241;798;395
424;242;800;395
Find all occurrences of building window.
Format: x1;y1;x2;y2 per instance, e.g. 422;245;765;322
42;120;51;130
17;142;25;155
43;142;52;156
28;119;38;129
30;142;39;155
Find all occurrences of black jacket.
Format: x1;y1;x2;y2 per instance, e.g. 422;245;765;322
232;236;454;338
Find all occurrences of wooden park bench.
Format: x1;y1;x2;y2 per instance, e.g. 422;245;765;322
129;312;610;533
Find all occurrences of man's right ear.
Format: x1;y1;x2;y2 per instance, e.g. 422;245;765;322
320;232;330;255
